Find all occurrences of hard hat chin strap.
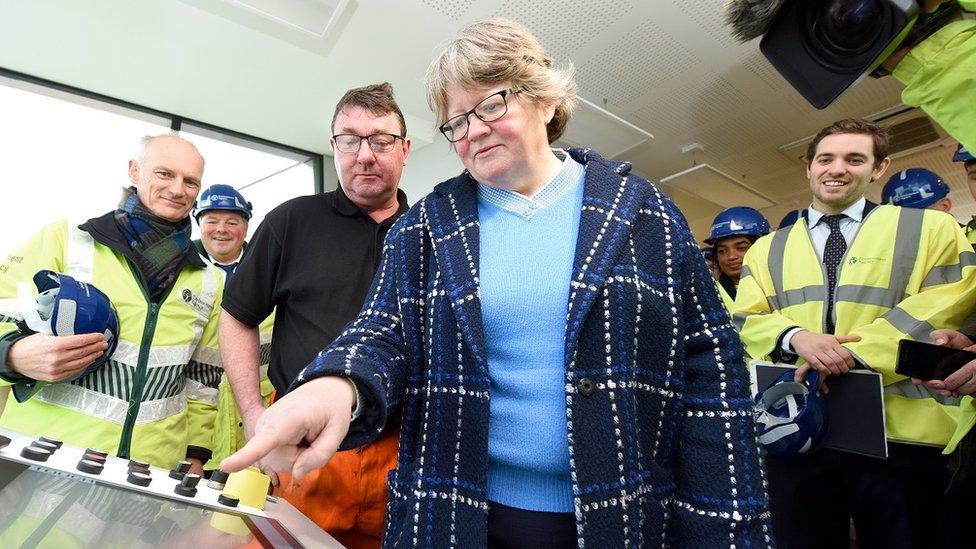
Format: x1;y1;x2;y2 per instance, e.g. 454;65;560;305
17;281;53;334
759;382;806;416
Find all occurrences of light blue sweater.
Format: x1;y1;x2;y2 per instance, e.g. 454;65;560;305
477;154;585;512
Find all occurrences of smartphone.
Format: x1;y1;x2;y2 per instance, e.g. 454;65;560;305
895;339;976;381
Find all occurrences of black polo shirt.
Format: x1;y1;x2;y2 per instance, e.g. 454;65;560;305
222;187;409;394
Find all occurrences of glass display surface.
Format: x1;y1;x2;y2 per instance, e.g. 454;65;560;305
0;460;301;548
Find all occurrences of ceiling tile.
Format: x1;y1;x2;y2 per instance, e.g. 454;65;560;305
494;0;636;62
419;0;476;19
576;17;704;108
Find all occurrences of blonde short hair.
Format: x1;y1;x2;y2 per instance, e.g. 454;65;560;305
425;18;577;143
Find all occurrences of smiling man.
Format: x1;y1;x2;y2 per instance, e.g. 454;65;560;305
192;184;252;280
0;134;224;473
217;83;408;548
732;119;976;548
189;184;276;473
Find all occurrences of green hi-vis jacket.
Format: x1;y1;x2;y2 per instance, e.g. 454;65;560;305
733;205;976;452
893;0;976;153
0;216;224;468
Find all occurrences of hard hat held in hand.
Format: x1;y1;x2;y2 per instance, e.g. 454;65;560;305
754;369;828;459
17;270;120;379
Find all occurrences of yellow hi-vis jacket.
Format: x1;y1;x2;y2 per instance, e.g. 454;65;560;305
892;0;976;154
965;218;976;247
192;243;275;469
205;315;275;469
717;281;735;313
733;205;976;450
0;218;223;468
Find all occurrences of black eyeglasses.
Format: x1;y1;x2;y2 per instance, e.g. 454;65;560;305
439;89;519;143
332;133;404;154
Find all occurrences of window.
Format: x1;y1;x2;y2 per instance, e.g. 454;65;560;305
0;71;322;256
179;123;316;235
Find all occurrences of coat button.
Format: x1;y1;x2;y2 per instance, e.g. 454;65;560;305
578;378;595;397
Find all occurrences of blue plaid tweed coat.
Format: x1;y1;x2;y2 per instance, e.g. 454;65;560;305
297;149;772;548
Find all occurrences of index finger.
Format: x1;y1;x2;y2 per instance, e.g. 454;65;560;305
834;334;861;344
220;429;284;472
58;332;110;349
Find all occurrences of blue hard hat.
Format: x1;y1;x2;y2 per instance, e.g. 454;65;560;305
754;369;828;459
955;144;975;163
15;271;120;400
192;184;253;221
881;168;950;209
704;207;771;245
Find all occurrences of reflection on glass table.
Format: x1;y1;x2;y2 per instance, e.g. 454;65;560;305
0;460;300;548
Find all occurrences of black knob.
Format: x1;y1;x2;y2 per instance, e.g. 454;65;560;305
0;435;10;450
207;470;230;490
174;473;201;497
127;470;152;487
21;445;51;462
38;436;63;448
169;460;192;480
76;459;105;475
85;448;109;458
83;452;107;463
128;459;150;471
31;439;60;452
217;493;240;507
31;440;59;452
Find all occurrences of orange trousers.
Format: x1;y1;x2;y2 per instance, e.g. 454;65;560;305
274;428;399;549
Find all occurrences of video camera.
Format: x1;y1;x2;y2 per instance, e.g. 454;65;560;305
726;0;963;108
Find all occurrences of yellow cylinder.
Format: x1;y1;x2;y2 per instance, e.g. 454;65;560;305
222;466;270;510
210;512;251;536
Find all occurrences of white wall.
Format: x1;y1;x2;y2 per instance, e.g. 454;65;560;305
399;141;463;202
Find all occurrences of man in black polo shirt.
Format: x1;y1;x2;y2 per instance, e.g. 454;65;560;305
218;82;410;548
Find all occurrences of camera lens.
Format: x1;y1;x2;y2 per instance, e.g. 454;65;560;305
819;0;883;51
802;0;891;71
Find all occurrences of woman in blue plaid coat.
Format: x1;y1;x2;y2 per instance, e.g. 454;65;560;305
225;18;772;548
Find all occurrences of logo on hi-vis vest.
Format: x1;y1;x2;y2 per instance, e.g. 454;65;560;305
180;287;213;318
848;256;887;266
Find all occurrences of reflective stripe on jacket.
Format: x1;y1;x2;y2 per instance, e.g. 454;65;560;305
733;205;976;449
0;219;223;467
194;242;275;469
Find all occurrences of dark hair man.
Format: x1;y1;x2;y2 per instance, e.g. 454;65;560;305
733;118;976;548
217;83;409;548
